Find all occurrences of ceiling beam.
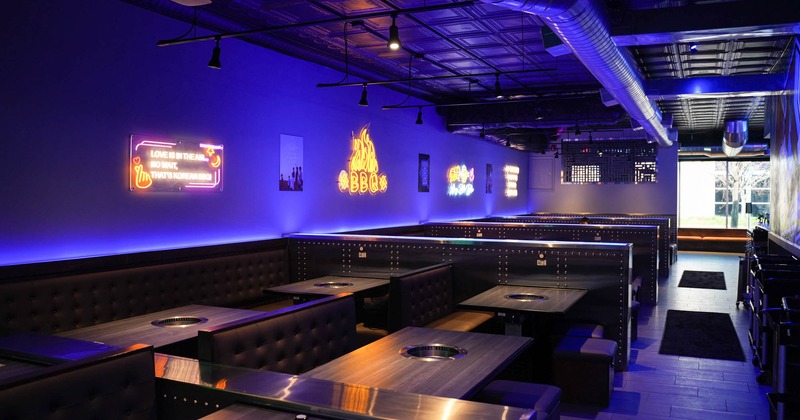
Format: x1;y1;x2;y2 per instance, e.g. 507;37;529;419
644;74;787;100
611;0;800;47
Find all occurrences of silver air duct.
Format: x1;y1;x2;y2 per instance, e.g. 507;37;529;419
482;0;675;147
722;120;748;157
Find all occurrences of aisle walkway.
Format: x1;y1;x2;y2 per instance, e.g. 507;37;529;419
561;251;771;419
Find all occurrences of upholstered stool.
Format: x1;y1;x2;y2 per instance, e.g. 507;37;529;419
630;300;640;342
473;380;561;420
565;323;604;338
552;336;617;406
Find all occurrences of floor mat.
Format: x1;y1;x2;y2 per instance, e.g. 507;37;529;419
658;309;745;361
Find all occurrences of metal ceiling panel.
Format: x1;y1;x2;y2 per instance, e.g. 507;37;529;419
124;0;794;151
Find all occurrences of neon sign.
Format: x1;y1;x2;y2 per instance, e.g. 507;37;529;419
504;165;520;197
130;135;223;191
447;164;475;196
338;126;388;195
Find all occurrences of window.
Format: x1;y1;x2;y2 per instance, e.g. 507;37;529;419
679;160;770;228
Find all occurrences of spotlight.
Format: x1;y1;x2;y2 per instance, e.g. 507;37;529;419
388;13;401;50
494;73;503;99
689;42;698;53
554;151;559;159
208;37;222;69
416;106;423;125
359;83;368;106
589;132;593;143
575;123;581;136
479;123;486;138
534;107;543;121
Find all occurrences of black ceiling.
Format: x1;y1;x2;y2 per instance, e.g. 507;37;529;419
125;0;796;153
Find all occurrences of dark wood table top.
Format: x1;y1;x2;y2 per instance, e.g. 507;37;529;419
266;276;389;296
58;305;264;349
459;285;587;314
302;326;532;399
0;356;45;383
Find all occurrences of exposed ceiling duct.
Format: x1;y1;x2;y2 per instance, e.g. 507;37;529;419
722;120;748;157
481;0;676;148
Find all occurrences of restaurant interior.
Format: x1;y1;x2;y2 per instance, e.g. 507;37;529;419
2;1;799;419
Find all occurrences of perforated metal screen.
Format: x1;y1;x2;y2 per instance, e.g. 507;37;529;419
562;140;658;184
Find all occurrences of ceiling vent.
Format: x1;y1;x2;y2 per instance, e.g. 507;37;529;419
722;120;748;157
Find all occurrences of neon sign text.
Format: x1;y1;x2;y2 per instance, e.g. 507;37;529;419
504;165;520;197
130;135;223;191
447;164;475;196
338;126;388;195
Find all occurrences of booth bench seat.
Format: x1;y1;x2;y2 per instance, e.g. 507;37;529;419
678;228;751;253
197;293;358;375
388;263;494;333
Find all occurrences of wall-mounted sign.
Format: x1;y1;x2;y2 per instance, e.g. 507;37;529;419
447;164;475;197
338;126;388;195
130;135;223;191
504;165;520;197
418;154;430;192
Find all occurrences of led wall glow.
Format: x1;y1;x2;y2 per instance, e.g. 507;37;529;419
447;164;475;196
130;135;223;191
504;165;520;197
338;126;388;195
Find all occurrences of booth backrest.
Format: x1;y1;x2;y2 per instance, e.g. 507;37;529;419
0;247;290;336
388;263;455;332
197;294;357;375
0;344;156;420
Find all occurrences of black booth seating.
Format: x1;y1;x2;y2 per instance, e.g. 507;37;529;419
197;294;357;375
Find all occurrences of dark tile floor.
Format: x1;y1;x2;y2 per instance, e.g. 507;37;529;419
560;251;772;420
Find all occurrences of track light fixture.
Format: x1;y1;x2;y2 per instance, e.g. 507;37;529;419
575;122;581;136
554;150;559;158
494;73;503;99
359;83;368;106
208;36;221;69
479;122;486;138
589;132;593;143
689;42;698;53
415;106;423;124
388;13;401;51
534;106;543;121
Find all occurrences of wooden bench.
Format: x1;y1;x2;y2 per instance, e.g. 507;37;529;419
678;228;751;253
197;293;357;375
388;263;494;333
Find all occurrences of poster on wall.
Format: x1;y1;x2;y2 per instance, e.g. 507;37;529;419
486;164;493;193
418;154;430;192
130;135;223;192
280;134;303;191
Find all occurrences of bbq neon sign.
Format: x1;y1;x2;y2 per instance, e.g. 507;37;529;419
447;164;475;196
338;126;388;195
130;135;223;191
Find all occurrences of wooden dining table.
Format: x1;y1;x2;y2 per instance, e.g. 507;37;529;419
302;326;532;399
459;285;588;336
58;305;265;349
265;275;389;303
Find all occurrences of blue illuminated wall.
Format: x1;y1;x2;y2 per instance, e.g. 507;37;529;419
771;40;800;246
0;1;528;266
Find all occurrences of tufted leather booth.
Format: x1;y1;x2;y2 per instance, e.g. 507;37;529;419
388;263;494;333
0;344;156;419
0;249;290;336
197;293;357;375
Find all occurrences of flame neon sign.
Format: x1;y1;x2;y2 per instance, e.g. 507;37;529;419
504;165;520;197
338;126;388;195
447;164;475;196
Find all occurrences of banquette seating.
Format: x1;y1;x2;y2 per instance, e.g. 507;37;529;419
197;293;357;375
0;344;156;419
0;246;291;337
387;262;494;333
677;227;751;253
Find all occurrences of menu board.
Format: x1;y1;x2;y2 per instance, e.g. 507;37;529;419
130;135;223;192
